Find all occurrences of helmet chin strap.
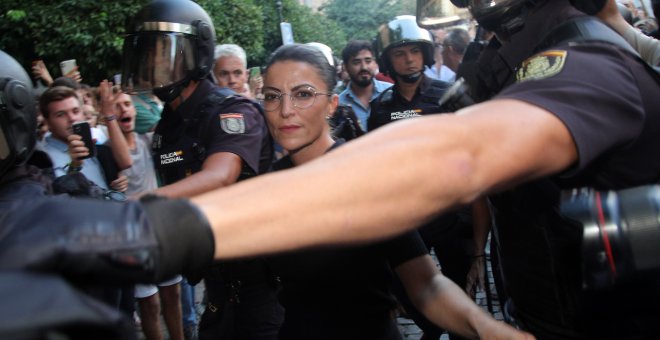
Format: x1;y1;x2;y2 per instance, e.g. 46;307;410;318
153;77;192;104
393;70;423;84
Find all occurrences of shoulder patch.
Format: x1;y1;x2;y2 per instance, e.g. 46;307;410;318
219;113;245;134
516;50;567;82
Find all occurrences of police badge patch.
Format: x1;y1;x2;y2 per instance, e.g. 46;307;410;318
219;113;245;134
516;50;567;82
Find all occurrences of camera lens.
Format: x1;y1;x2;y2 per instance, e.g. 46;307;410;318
560;185;660;290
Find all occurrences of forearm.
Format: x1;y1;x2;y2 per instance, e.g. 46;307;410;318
194;100;576;259
621;25;660;66
154;168;239;198
194;118;475;258
416;274;487;338
597;1;660;66
104;119;132;170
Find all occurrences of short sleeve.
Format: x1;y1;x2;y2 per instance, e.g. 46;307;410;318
203;101;267;174
497;44;645;174
382;230;428;268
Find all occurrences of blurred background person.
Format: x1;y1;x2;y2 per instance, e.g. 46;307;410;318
213;44;254;99
441;28;471;76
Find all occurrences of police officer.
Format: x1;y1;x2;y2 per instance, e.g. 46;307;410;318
120;0;280;339
0;49;215;339
367;15;484;340
438;0;660;338
368;15;452;130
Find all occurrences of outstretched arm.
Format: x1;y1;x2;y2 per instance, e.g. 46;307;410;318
193;99;577;259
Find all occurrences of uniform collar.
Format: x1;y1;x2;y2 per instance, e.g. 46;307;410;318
173;78;217;120
393;75;433;103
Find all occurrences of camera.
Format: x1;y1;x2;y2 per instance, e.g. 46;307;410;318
560;185;660;290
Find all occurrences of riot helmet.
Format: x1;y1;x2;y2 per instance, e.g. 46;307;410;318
374;15;434;83
305;42;335;67
447;0;607;37
121;0;216;103
0;50;37;177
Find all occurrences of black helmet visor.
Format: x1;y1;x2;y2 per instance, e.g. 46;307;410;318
121;23;196;94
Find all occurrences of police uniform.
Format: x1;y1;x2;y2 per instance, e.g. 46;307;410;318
479;1;660;338
152;78;282;340
368;76;473;340
152;79;272;183
367;76;451;130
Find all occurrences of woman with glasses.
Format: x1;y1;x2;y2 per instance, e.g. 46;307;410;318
260;44;522;340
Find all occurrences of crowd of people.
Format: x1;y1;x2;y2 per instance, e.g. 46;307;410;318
1;0;659;339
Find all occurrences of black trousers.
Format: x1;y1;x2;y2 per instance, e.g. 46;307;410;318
198;281;284;340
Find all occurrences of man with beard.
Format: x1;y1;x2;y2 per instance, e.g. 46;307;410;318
338;40;393;131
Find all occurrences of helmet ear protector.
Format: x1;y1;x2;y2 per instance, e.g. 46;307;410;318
0;67;37;176
191;19;214;80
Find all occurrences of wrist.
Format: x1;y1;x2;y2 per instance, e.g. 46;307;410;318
67;162;83;173
104;114;117;122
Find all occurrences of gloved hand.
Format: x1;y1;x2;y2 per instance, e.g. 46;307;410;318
0;195;214;284
140;194;215;283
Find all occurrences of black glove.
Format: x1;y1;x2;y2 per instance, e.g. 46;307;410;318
0;197;159;283
139;195;215;283
0;195;214;284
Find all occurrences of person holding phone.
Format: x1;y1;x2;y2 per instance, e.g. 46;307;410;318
38;81;131;191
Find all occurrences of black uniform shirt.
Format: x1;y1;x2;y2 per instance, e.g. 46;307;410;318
153;79;270;184
486;1;660;338
499;37;660;189
368;76;450;130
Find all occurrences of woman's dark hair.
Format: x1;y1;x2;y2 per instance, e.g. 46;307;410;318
265;44;337;92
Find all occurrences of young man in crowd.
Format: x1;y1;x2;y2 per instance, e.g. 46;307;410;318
38;83;131;191
338;40;393;131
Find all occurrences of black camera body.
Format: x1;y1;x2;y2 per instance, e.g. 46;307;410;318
560;185;660;290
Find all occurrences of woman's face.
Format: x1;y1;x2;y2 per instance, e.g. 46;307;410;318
263;60;337;156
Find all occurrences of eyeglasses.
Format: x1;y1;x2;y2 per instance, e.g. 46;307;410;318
261;86;332;112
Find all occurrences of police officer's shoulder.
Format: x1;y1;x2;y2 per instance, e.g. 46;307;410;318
426;78;452;98
373;87;394;105
205;88;259;114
